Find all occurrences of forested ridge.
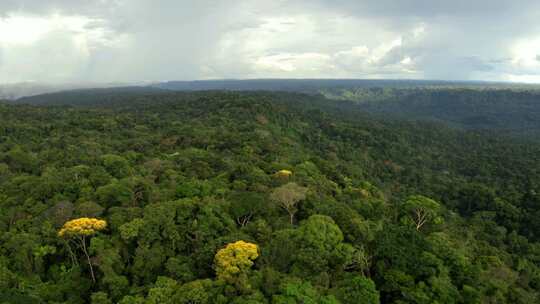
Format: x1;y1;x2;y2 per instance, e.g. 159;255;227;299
1;91;540;303
321;87;540;139
17;82;540;139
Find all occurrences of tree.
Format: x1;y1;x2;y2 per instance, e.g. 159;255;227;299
229;192;267;227
119;218;145;241
96;179;134;208
270;183;308;225
75;201;105;218
101;154;131;178
145;277;178;304
91;292;112;304
403;195;442;231
90;237;129;300
332;274;380;304
274;169;293;180
273;279;340;304
4;145;37;173
58;217;107;282
214;240;259;288
292;215;353;277
172;279;217;304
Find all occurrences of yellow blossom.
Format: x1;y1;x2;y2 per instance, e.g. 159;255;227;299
274;169;293;178
58;217;107;238
214;240;259;283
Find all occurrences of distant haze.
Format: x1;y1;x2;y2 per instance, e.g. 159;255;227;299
1;1;540;84
0;82;139;100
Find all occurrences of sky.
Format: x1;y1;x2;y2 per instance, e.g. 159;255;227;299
1;0;540;84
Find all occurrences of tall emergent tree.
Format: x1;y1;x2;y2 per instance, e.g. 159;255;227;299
403;195;442;231
58;217;107;282
270;182;308;225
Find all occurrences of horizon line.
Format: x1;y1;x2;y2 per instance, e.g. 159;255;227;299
2;77;540;86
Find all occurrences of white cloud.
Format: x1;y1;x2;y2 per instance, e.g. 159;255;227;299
1;0;540;83
511;37;540;68
0;15;52;44
506;74;540;84
255;52;333;74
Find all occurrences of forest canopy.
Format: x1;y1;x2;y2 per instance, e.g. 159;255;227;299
1;90;540;303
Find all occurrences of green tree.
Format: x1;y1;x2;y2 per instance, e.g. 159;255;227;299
273;279;340;304
229;191;268;227
332;274;380;304
101;154;131;179
403;195;442;231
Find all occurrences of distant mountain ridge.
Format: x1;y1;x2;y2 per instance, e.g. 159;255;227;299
5;79;539;101
350;88;540;139
13;86;167;106
151;79;527;92
0;82;144;100
10;79;540;140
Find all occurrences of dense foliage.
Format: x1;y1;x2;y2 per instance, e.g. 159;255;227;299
321;87;540;139
1;91;540;303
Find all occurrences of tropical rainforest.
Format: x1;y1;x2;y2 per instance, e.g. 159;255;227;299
2;88;540;303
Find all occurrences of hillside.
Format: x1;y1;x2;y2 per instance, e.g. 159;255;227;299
153;79;540;92
1;91;540;303
18;80;540;140
14;86;168;106
0;83;141;100
330;88;540;138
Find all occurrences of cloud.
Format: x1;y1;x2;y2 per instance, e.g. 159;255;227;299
0;0;114;17
255;53;333;73
1;0;540;83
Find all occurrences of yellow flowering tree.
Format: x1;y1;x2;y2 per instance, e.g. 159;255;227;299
58;217;107;282
274;169;293;179
214;241;259;287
